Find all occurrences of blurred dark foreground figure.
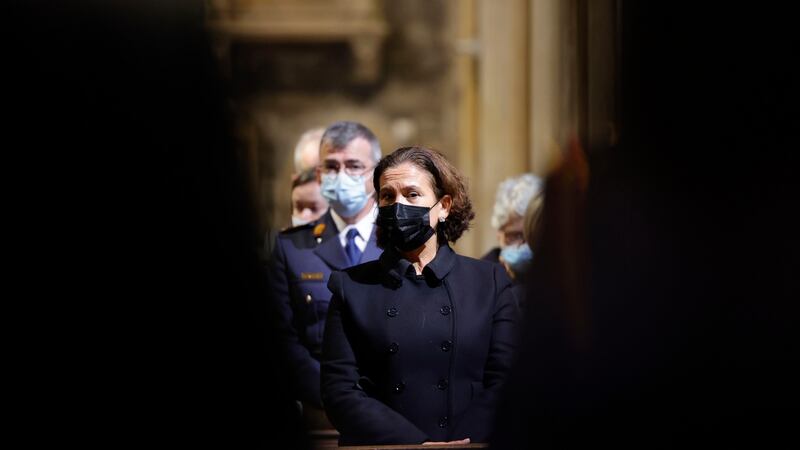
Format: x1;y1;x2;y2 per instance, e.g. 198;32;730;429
492;3;799;449
8;2;309;448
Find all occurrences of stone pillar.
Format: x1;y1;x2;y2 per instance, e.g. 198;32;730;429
447;0;479;257
473;0;530;257
529;0;567;176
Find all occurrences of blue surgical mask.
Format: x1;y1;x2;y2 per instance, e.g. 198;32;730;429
500;243;533;275
321;172;369;218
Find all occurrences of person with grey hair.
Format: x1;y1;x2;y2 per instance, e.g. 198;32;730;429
269;121;383;420
293;127;325;175
482;173;544;281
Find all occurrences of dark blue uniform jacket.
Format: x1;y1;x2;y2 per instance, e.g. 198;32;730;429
269;211;382;406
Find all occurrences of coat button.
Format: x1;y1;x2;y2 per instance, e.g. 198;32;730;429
439;305;451;315
305;294;312;304
436;378;449;390
438;416;449;428
388;342;399;354
393;382;406;394
387;307;398;318
440;340;453;352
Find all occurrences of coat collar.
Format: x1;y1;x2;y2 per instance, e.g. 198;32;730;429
312;211;347;270
314;210;339;241
379;244;456;284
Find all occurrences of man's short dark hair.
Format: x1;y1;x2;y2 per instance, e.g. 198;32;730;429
320;121;381;163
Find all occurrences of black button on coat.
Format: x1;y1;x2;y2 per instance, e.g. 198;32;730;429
321;245;518;445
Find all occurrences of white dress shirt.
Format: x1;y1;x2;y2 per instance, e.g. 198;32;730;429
330;204;377;253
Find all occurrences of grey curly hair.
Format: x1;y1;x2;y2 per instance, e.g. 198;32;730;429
490;173;544;229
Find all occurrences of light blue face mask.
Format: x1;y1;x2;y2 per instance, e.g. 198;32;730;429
320;172;369;218
500;243;534;275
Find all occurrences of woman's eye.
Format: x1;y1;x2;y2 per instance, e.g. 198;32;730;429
408;192;419;198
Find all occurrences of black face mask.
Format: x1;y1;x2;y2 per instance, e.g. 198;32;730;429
376;201;439;252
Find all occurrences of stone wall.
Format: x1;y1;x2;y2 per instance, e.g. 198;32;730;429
214;0;457;240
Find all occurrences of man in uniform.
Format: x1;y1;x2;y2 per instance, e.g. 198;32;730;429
269;121;383;413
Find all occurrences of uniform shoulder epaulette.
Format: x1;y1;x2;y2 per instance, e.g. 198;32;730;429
279;222;315;235
278;220;327;246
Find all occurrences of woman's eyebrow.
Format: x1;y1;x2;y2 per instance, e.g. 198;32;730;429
380;182;422;192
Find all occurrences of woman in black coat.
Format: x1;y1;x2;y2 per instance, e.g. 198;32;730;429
321;146;519;445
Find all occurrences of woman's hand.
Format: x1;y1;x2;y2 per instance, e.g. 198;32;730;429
422;438;470;445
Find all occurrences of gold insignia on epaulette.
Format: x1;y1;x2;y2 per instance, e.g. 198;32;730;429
313;223;326;243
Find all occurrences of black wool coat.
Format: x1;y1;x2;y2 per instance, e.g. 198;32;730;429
321;245;518;445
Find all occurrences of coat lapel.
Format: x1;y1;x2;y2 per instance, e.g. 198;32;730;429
313;211;349;271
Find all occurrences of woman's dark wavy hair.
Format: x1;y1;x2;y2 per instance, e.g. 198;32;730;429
373;146;475;247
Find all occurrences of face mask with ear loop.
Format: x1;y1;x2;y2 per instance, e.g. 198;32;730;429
376;200;443;252
320;172;369;218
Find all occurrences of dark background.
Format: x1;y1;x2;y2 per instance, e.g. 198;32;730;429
6;1;797;447
493;2;799;448
7;1;308;447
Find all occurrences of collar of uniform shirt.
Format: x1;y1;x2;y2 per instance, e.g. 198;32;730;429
330;203;377;252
